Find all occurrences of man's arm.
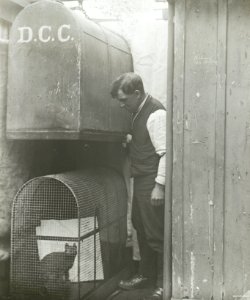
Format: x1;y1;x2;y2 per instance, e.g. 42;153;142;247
147;109;166;206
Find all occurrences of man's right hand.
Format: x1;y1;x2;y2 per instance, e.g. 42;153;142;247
151;183;165;206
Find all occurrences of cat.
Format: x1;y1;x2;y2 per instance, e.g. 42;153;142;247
39;243;77;297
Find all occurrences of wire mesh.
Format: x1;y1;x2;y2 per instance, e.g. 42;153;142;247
11;168;127;300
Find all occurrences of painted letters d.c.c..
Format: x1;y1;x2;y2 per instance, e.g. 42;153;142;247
17;25;72;43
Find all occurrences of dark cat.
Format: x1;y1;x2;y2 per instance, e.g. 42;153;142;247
39;243;77;297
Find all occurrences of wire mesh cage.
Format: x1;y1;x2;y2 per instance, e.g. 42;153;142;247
11;168;127;300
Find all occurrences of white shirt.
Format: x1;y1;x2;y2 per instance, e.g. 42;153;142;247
132;95;166;185
147;109;166;185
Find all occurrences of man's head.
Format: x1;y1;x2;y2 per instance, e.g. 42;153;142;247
110;72;145;113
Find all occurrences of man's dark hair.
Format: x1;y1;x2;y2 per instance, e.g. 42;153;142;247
110;72;145;98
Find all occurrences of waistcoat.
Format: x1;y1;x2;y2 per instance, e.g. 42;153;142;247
130;95;165;178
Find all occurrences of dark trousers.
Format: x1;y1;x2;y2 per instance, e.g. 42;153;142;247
132;190;164;288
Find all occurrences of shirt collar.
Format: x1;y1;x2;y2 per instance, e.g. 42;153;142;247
132;93;149;122
135;93;149;113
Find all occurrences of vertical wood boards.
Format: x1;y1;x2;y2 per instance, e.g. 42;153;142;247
172;0;219;298
171;0;250;298
172;0;185;298
183;1;217;299
164;1;174;299
224;0;250;298
212;0;227;299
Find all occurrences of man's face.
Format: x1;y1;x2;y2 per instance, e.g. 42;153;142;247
116;89;141;113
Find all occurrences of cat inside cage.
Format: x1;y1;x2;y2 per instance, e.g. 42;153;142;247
39;243;77;297
11;170;127;300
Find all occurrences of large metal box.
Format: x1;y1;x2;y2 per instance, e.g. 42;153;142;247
7;0;133;140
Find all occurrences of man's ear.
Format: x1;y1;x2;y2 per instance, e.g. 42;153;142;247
134;90;141;98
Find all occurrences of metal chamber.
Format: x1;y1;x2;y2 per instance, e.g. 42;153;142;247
7;0;133;140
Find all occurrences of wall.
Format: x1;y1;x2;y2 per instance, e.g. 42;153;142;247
171;0;250;299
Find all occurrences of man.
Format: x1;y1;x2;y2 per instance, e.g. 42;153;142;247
110;73;166;300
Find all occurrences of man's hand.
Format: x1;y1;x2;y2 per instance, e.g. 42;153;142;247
151;183;165;206
122;134;132;148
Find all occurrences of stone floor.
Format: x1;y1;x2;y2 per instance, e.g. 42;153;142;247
106;288;154;300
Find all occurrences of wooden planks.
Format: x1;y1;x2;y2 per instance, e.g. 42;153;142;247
170;0;250;298
172;0;219;298
172;0;250;299
172;0;186;298
183;1;218;298
163;1;174;299
224;0;250;298
212;0;227;299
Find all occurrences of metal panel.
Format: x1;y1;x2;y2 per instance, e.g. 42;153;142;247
7;1;81;137
7;0;132;140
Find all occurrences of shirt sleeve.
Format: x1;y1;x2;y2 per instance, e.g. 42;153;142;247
146;109;166;185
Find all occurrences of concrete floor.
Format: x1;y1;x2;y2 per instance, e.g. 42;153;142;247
106;288;154;300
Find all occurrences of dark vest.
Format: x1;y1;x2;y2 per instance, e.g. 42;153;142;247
130;95;165;178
